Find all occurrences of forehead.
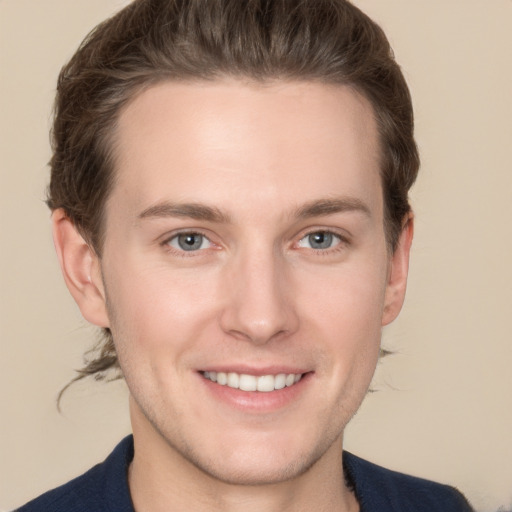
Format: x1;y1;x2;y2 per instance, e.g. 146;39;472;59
108;79;382;222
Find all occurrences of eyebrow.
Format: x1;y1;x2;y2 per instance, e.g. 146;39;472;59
137;196;371;224
138;202;231;223
293;197;372;219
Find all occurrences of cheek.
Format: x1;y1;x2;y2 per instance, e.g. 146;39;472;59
300;260;388;334
297;261;387;377
103;260;221;363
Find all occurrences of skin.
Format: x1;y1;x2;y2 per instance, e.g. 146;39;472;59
53;79;413;512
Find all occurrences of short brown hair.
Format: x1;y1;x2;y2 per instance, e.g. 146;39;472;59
50;0;419;392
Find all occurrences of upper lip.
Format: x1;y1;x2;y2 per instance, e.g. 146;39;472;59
199;365;310;376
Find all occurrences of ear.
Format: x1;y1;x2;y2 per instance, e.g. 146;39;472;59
382;213;414;326
52;209;110;328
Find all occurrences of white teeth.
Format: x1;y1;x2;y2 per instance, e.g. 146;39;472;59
239;374;257;391
257;375;274;392
203;371;303;391
274;373;286;390
227;372;239;388
285;374;295;387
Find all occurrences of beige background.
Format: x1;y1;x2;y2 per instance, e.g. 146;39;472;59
1;1;511;510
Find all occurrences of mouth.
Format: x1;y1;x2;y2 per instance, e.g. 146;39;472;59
202;371;304;392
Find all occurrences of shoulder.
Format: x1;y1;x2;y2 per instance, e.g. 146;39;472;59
15;436;134;512
343;452;474;512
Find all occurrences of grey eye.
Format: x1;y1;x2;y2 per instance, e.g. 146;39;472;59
308;232;333;249
298;231;340;250
169;233;211;251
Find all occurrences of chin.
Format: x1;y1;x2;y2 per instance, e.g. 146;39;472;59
166;424;342;487
183;446;323;486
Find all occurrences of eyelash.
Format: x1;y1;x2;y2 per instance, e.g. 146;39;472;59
160;228;350;257
296;229;349;254
161;230;215;257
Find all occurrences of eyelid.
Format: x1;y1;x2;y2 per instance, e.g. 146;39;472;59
168;233;211;251
294;227;351;252
158;226;350;255
296;227;349;242
160;228;219;254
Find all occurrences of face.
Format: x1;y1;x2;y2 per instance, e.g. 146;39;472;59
86;80;410;485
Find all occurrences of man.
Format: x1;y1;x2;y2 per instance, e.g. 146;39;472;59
17;0;473;510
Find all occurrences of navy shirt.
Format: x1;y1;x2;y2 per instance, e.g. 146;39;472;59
16;436;473;511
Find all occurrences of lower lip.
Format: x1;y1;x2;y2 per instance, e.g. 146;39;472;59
198;372;312;413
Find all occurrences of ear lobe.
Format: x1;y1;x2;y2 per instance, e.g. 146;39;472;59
52;209;110;328
382;213;414;326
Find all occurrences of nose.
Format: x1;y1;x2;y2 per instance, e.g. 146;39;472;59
219;246;299;345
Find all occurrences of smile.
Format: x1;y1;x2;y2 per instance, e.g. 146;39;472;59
202;371;303;392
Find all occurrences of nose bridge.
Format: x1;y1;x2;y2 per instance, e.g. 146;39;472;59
220;240;297;344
